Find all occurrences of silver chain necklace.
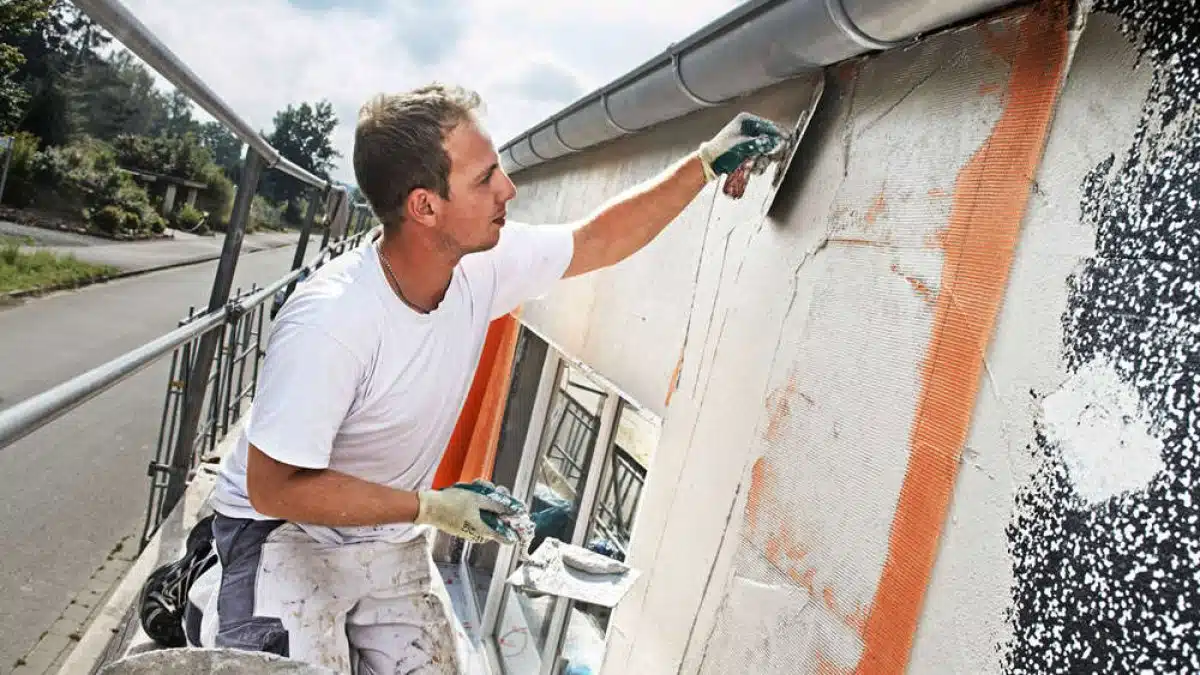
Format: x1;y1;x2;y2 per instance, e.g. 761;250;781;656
376;243;428;313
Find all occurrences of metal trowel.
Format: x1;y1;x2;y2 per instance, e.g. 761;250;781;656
720;73;826;213
506;538;641;609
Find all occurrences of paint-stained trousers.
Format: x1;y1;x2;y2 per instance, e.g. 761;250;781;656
184;513;480;674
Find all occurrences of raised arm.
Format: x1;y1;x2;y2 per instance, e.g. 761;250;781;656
563;112;785;278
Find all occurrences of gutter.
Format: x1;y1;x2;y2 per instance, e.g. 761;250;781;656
498;0;1017;174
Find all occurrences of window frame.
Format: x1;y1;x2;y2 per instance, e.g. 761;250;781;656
480;345;643;675
480;345;562;672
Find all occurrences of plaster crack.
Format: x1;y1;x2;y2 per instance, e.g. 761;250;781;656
736;218;770;283
672;189;721;401
767;235;831;379
678;477;746;675
693;228;736;398
841;73;860;180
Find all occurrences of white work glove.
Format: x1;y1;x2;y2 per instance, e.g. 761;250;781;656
697;112;787;182
415;479;527;545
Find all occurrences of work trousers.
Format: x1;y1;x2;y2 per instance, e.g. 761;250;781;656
184;514;479;674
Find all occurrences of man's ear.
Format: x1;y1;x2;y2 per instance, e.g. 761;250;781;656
404;188;438;227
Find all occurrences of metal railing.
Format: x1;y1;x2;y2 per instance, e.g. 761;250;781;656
139;232;368;547
593;445;646;555
0;0;378;535
537;388;646;555
543;391;601;492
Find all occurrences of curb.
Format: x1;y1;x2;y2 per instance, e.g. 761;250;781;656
53;422;245;675
0;241;295;302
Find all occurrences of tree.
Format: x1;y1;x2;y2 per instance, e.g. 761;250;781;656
0;0;52;132
261;99;340;218
68;50;168;141
198;120;242;174
159;88;198;138
3;0;110;144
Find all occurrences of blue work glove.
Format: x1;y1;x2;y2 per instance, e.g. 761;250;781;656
697;112;786;182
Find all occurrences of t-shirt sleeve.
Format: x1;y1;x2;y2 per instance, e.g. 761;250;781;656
486;221;575;319
245;321;363;469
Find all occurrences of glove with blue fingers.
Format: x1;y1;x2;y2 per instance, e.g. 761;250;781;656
697;112;787;183
415;478;528;545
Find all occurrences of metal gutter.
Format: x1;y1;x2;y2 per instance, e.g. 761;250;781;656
498;0;1016;174
72;0;330;190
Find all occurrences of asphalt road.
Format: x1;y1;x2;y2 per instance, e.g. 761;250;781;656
0;243;320;669
0;219;303;274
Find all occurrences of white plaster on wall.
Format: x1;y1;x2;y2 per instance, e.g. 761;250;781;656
697;576;862;675
1042;358;1165;506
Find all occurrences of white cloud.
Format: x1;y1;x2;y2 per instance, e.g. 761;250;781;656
113;0;741;184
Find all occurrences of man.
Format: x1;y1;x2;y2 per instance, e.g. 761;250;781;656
139;83;784;673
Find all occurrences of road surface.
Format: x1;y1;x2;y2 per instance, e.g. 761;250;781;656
0;243;323;669
1;219;303;274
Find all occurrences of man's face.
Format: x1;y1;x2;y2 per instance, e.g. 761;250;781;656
430;116;517;256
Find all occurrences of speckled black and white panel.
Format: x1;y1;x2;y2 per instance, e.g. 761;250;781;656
1003;1;1200;673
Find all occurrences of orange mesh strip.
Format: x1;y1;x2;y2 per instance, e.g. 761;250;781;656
857;3;1069;671
459;314;521;482
433;313;522;488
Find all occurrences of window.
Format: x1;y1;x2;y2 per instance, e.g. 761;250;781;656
554;401;658;674
479;343;661;675
460;328;548;640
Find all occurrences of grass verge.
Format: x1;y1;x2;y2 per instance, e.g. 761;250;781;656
0;237;119;295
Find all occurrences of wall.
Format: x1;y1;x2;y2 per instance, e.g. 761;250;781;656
505;0;1194;672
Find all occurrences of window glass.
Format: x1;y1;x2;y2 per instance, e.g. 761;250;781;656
494;362;609;674
555;402;660;674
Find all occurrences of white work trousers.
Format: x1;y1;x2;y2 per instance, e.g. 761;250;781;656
187;517;482;674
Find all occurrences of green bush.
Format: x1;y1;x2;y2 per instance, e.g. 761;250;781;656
89;204;125;234
111;133;212;182
80;159;162;236
173;203;205;231
250;195;283;232
30;144;93;209
195;162;234;229
1;132;41;207
6;133;219;238
122;209;141;231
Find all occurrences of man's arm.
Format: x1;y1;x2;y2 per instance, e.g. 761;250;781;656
238;322;518;542
246;445;523;543
563;112;785;278
246;443;419;526
564;153;707;278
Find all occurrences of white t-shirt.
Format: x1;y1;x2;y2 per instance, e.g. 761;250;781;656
208;221;575;545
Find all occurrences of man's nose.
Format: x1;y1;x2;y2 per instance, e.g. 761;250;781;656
498;171;517;201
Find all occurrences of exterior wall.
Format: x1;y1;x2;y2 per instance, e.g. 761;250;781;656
505;0;1193;672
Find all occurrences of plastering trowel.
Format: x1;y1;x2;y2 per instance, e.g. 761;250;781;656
506;537;641;608
720;73;826;211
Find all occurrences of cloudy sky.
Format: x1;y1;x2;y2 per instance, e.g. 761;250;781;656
118;0;742;184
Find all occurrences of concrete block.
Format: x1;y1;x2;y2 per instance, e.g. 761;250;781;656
46;618;79;639
21;634;72;672
87;576;115;596
95;562;130;585
61;602;92;625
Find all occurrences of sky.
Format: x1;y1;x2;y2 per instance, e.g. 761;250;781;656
117;0;743;184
